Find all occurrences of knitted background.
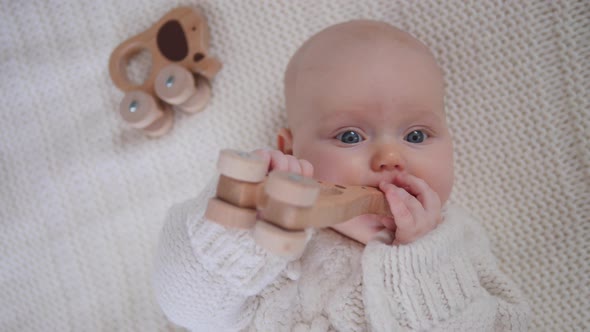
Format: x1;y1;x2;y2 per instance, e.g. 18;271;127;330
0;0;588;330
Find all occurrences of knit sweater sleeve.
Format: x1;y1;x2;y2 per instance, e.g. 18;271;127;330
152;177;294;331
361;205;531;331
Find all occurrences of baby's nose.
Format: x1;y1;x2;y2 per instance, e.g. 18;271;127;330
371;147;405;172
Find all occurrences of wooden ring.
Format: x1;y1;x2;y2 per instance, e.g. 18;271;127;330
173;76;212;114
253;220;307;257
217;149;267;183
205;198;257;229
154;64;196;105
143;106;174;137
119;90;163;128
264;171;319;207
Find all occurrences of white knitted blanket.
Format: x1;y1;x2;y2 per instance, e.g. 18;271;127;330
0;1;587;331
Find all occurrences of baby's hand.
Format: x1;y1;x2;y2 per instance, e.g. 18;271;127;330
252;149;314;177
379;173;442;245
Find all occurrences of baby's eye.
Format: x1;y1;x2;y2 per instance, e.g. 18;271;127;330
336;130;363;144
405;130;428;143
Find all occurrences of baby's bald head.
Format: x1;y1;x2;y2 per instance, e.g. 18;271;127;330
284;20;442;129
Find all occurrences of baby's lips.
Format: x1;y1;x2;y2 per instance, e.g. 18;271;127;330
377;171;408;186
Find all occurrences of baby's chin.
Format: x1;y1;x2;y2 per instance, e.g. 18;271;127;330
330;214;395;245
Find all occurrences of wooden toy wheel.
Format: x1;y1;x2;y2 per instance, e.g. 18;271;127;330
264;171;319;207
217;149;267;183
205;198;257;229
154;64;196;105
142;106;174;137
253;220;307;257
173;76;212;114
119;90;163;128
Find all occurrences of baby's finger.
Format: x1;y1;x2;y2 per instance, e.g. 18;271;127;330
268;150;290;172
382;182;426;229
380;182;416;230
286;155;303;175
393;173;441;213
252;149;271;166
392;186;426;222
299;159;314;178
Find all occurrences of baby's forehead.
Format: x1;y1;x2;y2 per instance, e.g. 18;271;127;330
299;22;426;62
286;21;434;84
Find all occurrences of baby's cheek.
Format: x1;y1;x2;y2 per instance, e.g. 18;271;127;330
314;159;364;184
437;175;454;205
293;144;366;184
425;171;454;206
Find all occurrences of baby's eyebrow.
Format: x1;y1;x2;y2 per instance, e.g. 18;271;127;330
319;108;370;122
319;107;444;124
404;108;445;121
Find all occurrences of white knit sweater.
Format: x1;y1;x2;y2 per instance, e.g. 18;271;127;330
153;179;531;331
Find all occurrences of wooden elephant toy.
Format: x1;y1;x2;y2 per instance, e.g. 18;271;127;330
109;7;222;136
205;150;392;257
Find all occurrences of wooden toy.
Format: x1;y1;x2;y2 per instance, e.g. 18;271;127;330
205;150;392;256
109;7;222;137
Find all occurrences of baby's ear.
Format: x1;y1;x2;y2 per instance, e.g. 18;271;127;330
277;128;294;155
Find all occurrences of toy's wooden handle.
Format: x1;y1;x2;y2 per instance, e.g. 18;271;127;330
262;177;391;230
109;38;153;93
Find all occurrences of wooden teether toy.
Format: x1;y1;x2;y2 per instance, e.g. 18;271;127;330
109;7;222;137
205;150;392;256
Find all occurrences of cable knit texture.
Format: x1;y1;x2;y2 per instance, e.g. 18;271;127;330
154;180;531;331
0;0;587;331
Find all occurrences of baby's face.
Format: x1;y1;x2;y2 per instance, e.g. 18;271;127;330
282;28;454;243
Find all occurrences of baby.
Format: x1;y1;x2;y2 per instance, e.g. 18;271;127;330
153;20;530;331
